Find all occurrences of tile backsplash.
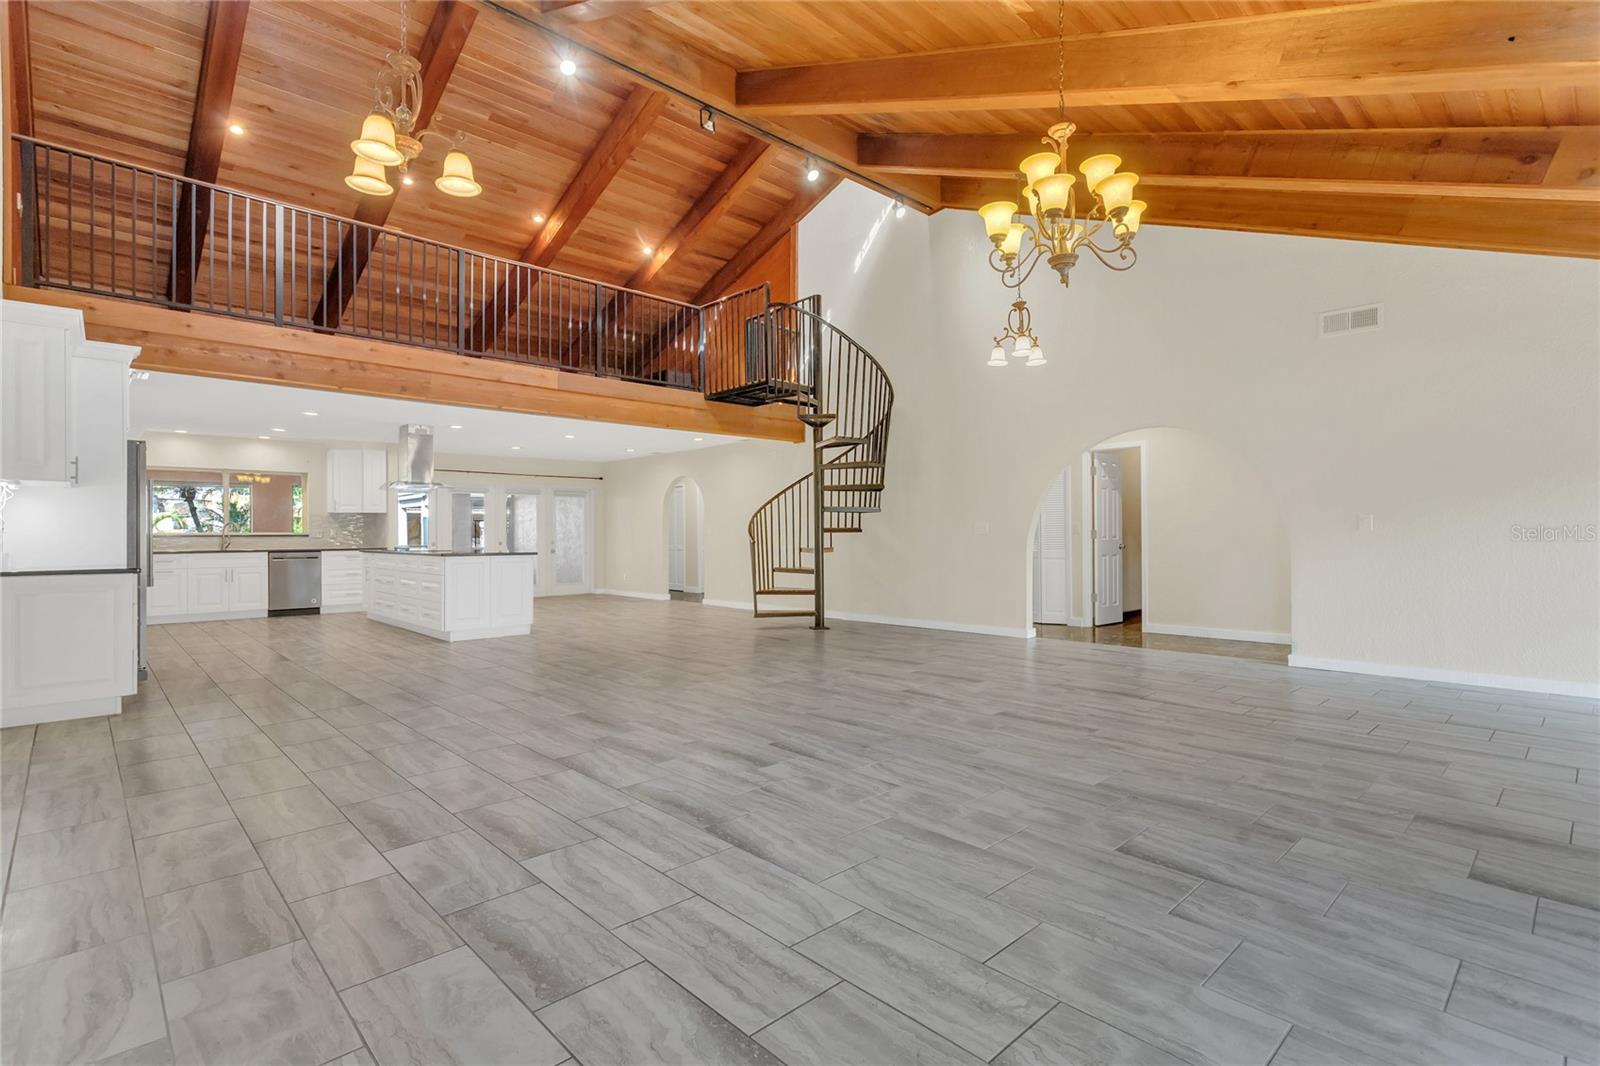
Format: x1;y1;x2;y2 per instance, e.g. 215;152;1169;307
155;512;389;551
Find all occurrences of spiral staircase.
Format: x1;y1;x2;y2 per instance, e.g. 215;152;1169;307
707;294;893;628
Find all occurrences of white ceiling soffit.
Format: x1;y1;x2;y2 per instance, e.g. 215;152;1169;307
129;373;742;462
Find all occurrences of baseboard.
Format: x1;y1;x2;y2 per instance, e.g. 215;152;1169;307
702;598;754;611
828;610;1033;639
594;589;671;602
1287;655;1600;700
1142;622;1293;645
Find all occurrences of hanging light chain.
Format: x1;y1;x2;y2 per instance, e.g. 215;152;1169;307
1056;0;1066;122
398;0;410;55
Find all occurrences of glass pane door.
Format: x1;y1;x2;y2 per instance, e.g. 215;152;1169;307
551;490;591;594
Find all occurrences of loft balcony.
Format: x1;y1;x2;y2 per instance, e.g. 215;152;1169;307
6;137;804;442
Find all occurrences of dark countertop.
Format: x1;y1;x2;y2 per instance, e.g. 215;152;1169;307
154;547;371;554
361;549;540;557
1;567;140;578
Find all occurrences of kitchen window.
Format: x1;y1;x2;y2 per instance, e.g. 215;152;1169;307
151;467;306;535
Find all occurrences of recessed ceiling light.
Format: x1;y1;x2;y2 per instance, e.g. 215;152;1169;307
563;434;575;439
401;173;415;187
258;435;270;440
511;445;522;450
558;57;577;77
173;429;188;434
228;123;245;136
693;437;704;442
449;424;463;430
641;245;653;256
270;427;286;433
532;212;545;224
302;411;318;416
625;447;635;453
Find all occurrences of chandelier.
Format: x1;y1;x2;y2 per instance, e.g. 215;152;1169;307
345;0;481;199
989;294;1044;367
978;1;1144;364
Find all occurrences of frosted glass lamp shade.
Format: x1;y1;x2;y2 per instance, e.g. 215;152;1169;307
987;346;1008;367
1012;335;1032;356
434;151;482;198
999;223;1025;257
1078;153;1121;193
1097;172;1139;212
979;200;1018;241
352;113;404;167
1018;151;1061;187
1033;172;1075;214
1025;346;1046;367
1119;199;1147;234
344;156;394;196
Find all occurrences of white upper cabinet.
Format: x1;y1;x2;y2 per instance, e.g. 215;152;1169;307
327;447;388;514
0;306;74;482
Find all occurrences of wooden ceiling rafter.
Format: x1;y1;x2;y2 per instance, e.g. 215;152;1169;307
168;0;251;307
6;0;35;138
466;83;671;352
309;0;478;331
734;2;1600;116
859;128;1600;203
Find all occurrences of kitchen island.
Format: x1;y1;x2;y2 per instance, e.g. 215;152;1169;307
362;550;537;642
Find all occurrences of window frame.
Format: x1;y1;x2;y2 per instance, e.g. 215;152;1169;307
150;466;309;537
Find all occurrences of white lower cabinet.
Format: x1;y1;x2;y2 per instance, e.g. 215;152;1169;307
320;551;365;613
1;571;138;726
149;553;269;624
364;553;534;641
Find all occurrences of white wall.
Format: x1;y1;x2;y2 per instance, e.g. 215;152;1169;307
596;182;1599;693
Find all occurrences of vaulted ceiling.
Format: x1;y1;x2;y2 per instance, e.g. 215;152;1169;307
12;0;1598;277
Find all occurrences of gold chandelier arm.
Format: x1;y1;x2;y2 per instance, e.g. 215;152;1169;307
1080;239;1139;271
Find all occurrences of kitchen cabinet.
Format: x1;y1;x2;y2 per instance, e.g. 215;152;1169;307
364;552;534;641
320;551;365;613
327;448;388;514
0;309;73;482
2;571;138;726
148;553;269;623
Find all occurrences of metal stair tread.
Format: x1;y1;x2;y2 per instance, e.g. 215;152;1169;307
753;610;816;618
756;588;815;596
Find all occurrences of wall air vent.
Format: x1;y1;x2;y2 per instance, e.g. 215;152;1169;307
1320;303;1383;337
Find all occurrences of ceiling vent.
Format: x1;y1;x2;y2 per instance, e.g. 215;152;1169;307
1320;303;1383;337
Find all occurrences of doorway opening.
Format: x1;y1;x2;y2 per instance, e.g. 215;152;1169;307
664;477;705;602
1028;428;1291;664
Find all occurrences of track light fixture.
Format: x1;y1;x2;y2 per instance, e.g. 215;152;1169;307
894;197;907;218
804;156;821;183
559;57;577;77
698;105;716;134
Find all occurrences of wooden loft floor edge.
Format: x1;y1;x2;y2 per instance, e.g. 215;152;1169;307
6;288;804;443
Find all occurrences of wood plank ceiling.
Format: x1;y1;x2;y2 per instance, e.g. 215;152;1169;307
15;0;1600;284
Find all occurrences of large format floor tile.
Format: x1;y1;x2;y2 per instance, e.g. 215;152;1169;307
3;599;1593;1065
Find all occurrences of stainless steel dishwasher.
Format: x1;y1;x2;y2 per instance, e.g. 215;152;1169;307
268;552;322;614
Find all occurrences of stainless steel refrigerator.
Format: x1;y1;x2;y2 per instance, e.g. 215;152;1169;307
127;439;149;681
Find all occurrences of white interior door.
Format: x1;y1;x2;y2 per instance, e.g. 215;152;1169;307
550;489;592;595
1093;452;1125;625
667;483;687;592
1033;470;1070;624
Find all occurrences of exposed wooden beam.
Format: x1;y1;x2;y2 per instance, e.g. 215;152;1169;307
168;0;250;306
503;1;940;210
6;0;34;138
538;0;673;21
939;177;1600;259
467;83;670;350
861;128;1600;203
10;286;805;443
3;0;34;287
695;172;839;304
311;0;477;331
737;2;1600;116
630;137;775;291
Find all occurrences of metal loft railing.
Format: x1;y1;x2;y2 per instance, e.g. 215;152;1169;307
12;136;778;394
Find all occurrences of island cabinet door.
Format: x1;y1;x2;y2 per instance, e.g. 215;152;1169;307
490;556;535;626
444;557;492;630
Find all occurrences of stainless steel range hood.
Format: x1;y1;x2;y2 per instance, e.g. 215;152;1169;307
384;424;454;492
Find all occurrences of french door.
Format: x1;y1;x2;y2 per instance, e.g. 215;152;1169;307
549;489;593;596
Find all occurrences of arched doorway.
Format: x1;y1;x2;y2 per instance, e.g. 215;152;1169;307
1028;426;1291;663
663;477;706;602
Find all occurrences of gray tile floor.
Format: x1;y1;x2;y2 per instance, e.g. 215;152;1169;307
2;595;1597;1065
